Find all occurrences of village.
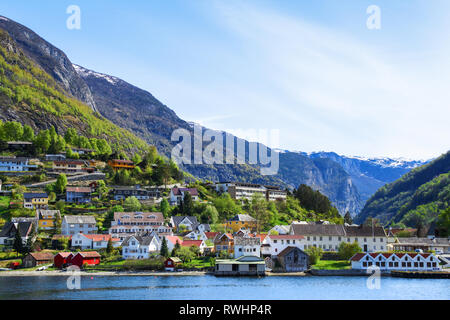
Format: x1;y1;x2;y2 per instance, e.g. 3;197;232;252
0;136;449;278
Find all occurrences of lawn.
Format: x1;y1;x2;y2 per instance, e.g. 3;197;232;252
182;258;215;269
312;260;351;270
0;196;10;208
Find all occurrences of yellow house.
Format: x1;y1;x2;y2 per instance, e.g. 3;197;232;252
23;193;48;210
227;214;257;233
36;209;61;230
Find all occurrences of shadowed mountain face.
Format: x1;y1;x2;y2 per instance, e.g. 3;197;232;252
0;15;425;216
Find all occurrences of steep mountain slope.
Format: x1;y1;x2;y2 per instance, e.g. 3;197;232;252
0;16;97;112
305;151;426;203
0;27;149;155
355;151;450;225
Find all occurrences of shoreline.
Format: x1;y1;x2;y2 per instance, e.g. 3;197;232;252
0;270;209;277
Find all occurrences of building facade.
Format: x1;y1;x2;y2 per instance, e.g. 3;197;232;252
61;215;97;235
350;252;441;271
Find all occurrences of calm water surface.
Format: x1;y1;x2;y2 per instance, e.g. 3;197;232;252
0;275;448;300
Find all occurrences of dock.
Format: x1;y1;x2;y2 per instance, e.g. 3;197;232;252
391;270;450;279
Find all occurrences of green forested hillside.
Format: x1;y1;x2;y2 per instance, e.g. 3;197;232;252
0;28;149;156
355;151;450;232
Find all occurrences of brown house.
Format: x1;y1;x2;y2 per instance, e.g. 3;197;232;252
214;233;234;256
22;252;54;268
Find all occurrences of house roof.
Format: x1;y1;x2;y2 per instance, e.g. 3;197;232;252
0;222;32;238
291;223;386;237
214;233;233;243
165;236;183;245
53;160;84;165
55;252;72;258
110;159;134;165
171;216;199;227
268;235;304;240
182;240;204;247
229;214;256;222
28;252;54;261
76;251;101;258
122;235;157;246
36;209;60;219
82;234;114;242
63;215;96;224
350;252;434;262
204;232;220;240
171;188;199;196
167;257;182;263
66;186;92;193
394;237;450;246
234;236;261;246
114;212;164;223
350;253;367;261
277;246;307;258
23;192;48;199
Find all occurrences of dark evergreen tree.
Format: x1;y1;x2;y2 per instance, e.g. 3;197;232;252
160;237;169;257
344;211;353;224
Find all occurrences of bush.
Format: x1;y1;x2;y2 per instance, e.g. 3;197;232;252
305;246;324;265
338;241;362;260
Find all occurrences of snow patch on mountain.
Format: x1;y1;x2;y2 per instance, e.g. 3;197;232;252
73;64;119;85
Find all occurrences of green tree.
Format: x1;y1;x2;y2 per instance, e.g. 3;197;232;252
437;207;450;237
160;237;169;258
176;246;195;262
55;200;65;214
55;174;68;194
250;193;270;233
106;238;114;254
64;128;77;145
34;129;51;154
123;196;141;212
22;125;35;141
13;225;24;257
305;246;324;265
344;212;353;224
2;121;23;141
181;192;194;216
160;198;170;218
338;241;362;260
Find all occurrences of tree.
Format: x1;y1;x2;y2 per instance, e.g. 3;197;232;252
160;198;170;218
106;238;114;254
171;240;181;256
34;130;51;154
250;193;270;233
176;246;195;262
13;225;24;257
160;237;169;258
305;246;323;265
344;212;353;225
22;125;35;141
201;205;219;224
338;241;362;260
64;128;77;145
55;200;65;214
181;192;194;215
2;121;23;141
55;174;68;194
437;207;450;237
123;196;141;212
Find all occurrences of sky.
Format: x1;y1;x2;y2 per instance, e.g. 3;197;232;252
1;0;450;160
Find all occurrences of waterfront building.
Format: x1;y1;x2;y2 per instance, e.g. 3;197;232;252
71;233;120;250
276;246;309;272
109;212;169;241
261;234;305;257
214;255;266;276
350;252;441;271
290;223;388;252
22;252;54;268
70;251;101;267
388;237;450;254
122;234;160;259
234;236;261;258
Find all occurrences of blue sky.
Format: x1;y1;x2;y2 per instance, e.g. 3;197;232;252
1;0;450;160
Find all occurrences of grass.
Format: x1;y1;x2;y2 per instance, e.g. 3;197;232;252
182;257;215;269
312;260;351;270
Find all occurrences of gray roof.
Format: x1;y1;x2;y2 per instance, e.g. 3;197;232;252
395;237;450;246
290;224;386;237
0;222;32;238
229;214;256;222
23;192;48;199
234;236;261;246
63;215;96;224
36;210;60;219
172;216;199;227
122;234;156;246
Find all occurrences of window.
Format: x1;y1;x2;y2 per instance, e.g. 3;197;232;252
347;238;350;242
380;238;383;242
287;240;290;244
329;236;332;241
319;237;322;241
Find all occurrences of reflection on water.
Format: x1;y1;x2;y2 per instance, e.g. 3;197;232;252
0;275;448;300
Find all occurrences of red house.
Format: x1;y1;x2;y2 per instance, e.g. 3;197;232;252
70;251;101;268
54;252;73;269
164;257;182;271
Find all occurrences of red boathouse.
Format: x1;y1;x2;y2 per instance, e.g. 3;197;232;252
70;251;101;268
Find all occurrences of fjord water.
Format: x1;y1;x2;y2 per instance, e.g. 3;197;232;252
0;275;448;300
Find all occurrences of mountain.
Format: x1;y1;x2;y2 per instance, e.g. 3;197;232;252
0;15;424;216
0;16;97;112
304;151;426;203
0;23;150;155
355;151;450;226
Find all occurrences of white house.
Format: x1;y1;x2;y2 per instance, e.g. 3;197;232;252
269;225;291;235
61;215;97;236
169;188;199;206
234;236;261;258
261;234;305;257
184;229;208;241
350;252;441;271
290;223;388;252
181;240;207;254
71;233;121;250
122;235;161;259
